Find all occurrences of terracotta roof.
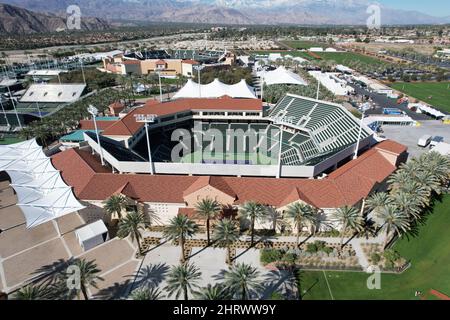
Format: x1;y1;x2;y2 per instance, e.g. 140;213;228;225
374;140;408;155
182;59;199;65
109;102;125;113
79;120;115;131
102;98;262;136
53;140;406;209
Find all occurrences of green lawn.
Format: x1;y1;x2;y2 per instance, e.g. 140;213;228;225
315;52;389;67
300;195;450;300
390;82;450;113
249;50;314;60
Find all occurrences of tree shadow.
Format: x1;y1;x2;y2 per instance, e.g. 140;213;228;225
92;279;133;300
132;262;169;290
261;268;298;300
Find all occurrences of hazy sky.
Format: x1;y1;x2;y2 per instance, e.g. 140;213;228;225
377;0;450;17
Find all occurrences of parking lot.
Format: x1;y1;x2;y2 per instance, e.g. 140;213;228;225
382;120;450;159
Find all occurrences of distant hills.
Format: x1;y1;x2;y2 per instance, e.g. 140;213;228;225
0;3;110;34
1;0;449;31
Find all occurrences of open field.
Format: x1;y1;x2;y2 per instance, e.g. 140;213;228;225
300;195;450;300
315;52;390;67
340;42;439;56
390;82;450;113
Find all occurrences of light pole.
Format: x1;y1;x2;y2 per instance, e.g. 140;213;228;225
353;108;366;160
87;105;105;166
135;114;157;175
193;65;205;98
260;74;265;101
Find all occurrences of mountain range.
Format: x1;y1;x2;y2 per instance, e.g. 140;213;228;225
1;0;449;32
0;3;110;33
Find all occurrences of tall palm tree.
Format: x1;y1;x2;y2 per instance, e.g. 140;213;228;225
390;191;422;221
163;215;199;263
213;218;240;265
164;263;201;300
117;210;148;255
195;284;231;300
195;198;221;245
13;283;51;300
332;206;363;248
103;194;128;221
365;192;392;216
285;202;317;245
130;287;163;300
376;205;410;249
239;201;266;245
222;263;263;300
72;259;103;301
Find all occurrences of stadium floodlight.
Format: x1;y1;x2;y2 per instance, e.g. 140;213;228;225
193;65;206;98
353;108;367;160
87;105;105;166
135;114;158;175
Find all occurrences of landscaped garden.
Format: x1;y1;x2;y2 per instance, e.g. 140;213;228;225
300;194;450;300
390;82;450;113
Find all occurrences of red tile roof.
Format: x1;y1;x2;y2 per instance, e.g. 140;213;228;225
182;60;199;65
102;98;262;136
52;140;407;209
79;120;115;131
374;140;408;155
109;102;125;113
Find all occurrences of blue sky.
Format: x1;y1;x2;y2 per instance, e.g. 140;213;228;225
378;0;450;17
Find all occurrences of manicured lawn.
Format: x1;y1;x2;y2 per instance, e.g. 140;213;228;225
315;52;389;67
249;50;315;61
390;82;450;113
300;195;450;300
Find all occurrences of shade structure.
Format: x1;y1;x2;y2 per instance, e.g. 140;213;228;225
258;67;308;86
0;139;85;229
173;78;257;99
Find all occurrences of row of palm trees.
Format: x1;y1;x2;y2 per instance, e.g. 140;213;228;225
366;151;450;250
132;262;263;301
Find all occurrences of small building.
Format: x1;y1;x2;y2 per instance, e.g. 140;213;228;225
181;60;200;77
75;220;109;251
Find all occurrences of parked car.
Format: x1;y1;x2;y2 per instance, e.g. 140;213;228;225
418;135;432;148
430;136;444;148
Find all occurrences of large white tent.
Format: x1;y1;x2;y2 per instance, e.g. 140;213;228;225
258;67;308;86
0;139;85;229
173;79;257;99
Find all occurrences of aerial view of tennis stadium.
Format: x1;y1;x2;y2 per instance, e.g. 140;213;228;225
0;0;449;309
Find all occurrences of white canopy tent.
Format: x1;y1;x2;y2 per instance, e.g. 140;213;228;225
0;139;85;230
173;79;257;99
258;67;308;86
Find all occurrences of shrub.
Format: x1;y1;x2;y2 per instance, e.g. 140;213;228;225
321;246;333;255
314;241;327;251
282;253;298;265
371;253;381;264
260;249;283;265
383;249;401;263
306;243;318;253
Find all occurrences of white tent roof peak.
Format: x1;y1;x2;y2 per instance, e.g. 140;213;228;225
259;67;308;86
173;78;256;99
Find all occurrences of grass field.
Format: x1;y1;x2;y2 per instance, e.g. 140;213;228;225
0;137;25;145
300;195;450;300
390;82;450;113
249;50;314;60
315;52;389;67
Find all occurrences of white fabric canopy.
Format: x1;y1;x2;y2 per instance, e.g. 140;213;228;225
258;67;308;86
0;139;85;229
173;79;257;99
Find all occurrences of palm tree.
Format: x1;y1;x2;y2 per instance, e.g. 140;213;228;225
332;206;363;249
195;284;230;300
285;202;317;245
130;287;163;300
376;205;410;249
222;263;263;300
72;258;103;300
390;191;422;221
13;283;50;300
117;210;148;256
103;194;128;221
164;263;201;300
365;192;392;216
195;198;221;245
163;215;199;263
239;201;266;245
213;218;240;265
